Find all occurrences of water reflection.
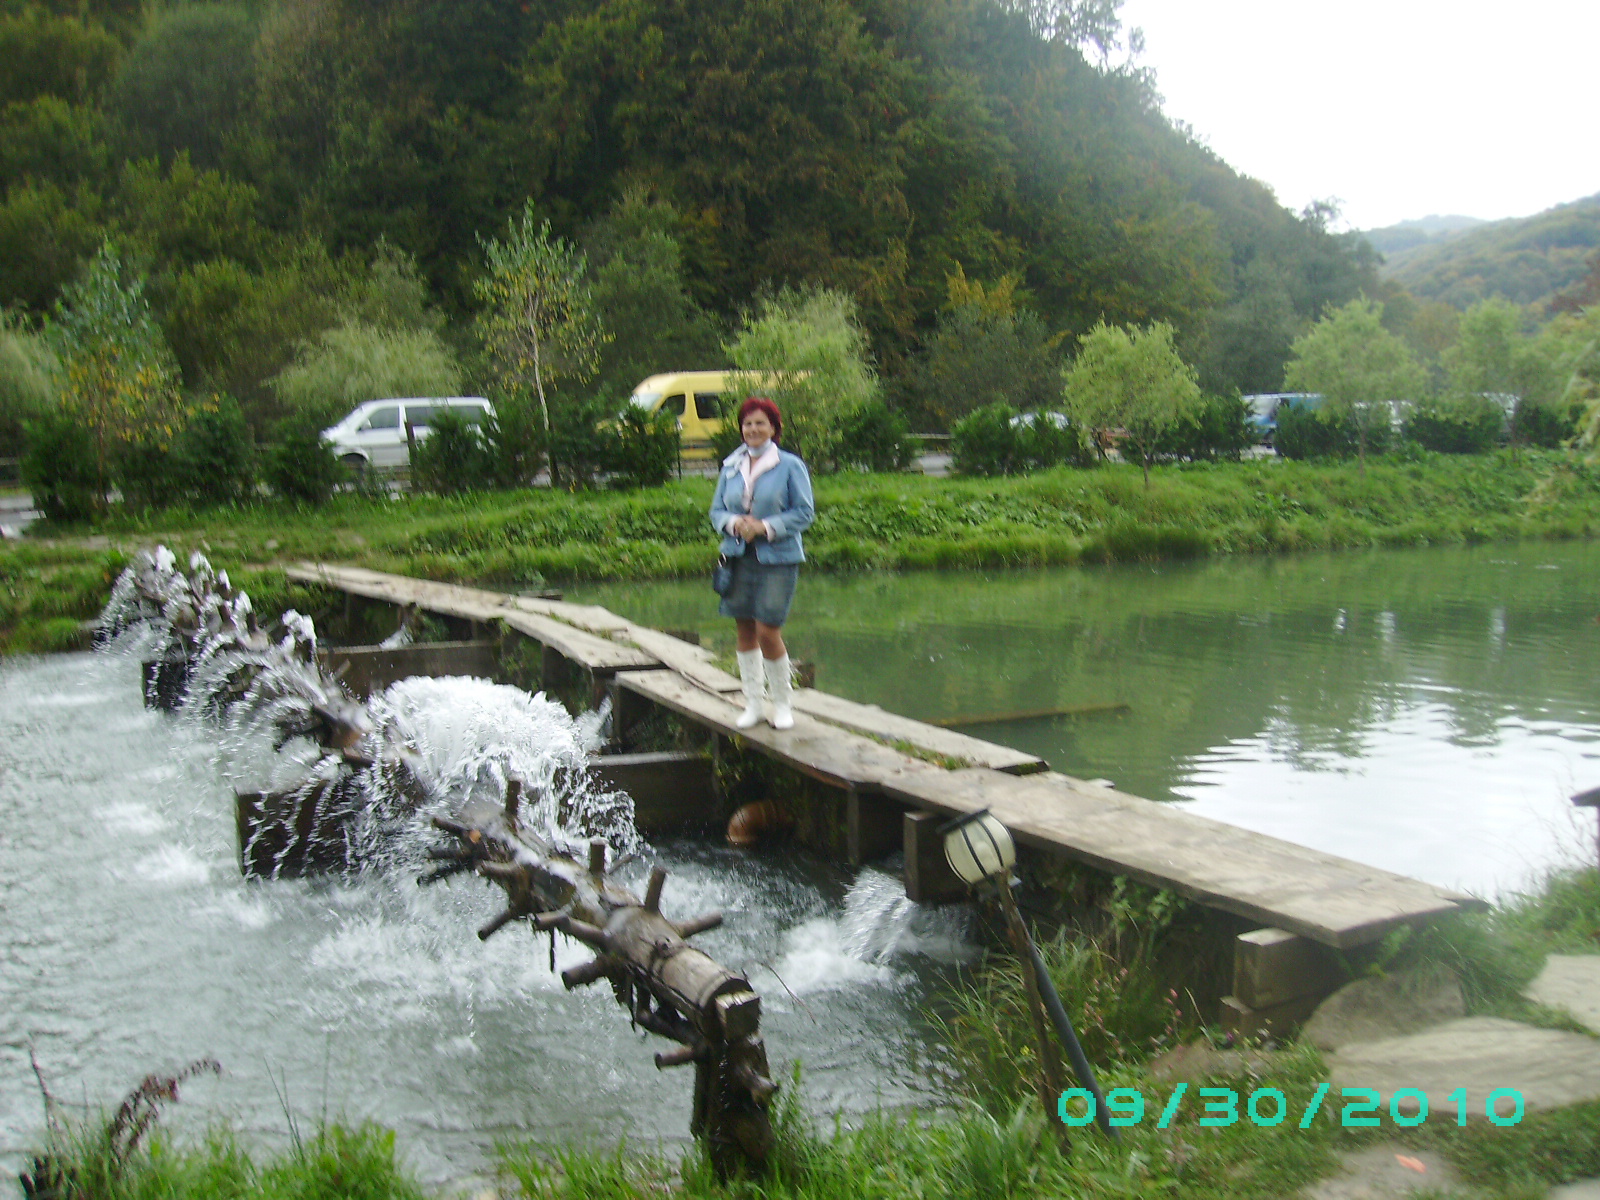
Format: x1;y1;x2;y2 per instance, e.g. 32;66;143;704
574;543;1600;896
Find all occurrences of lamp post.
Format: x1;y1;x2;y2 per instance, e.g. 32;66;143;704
940;808;1119;1141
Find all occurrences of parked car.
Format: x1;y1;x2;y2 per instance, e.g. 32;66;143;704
321;397;493;470
627;371;790;461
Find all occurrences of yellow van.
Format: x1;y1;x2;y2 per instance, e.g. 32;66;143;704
627;371;785;461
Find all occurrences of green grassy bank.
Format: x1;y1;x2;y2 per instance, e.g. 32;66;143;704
6;450;1600;655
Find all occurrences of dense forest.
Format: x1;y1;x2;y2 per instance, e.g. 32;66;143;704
1371;194;1600;312
0;0;1392;440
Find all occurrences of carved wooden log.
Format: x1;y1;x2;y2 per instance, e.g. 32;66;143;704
431;787;777;1173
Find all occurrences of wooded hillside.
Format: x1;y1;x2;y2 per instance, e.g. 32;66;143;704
0;0;1383;417
1372;195;1600;312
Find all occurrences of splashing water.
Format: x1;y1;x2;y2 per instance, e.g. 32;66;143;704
95;548;646;872
365;676;641;860
763;869;979;995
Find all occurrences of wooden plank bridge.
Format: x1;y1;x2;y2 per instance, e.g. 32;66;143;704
288;562;1484;1027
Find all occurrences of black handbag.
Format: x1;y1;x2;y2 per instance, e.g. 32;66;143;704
712;553;736;596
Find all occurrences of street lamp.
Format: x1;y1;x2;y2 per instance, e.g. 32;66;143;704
940;808;1118;1141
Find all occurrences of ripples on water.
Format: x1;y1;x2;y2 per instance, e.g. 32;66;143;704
0;650;974;1186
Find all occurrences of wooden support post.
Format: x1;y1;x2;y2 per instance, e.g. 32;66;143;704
1219;927;1348;1038
903;811;968;904
1232;927;1346;1009
589;751;719;835
541;643;569;689
847;790;902;865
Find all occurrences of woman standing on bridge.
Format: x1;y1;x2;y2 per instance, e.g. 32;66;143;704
710;397;815;731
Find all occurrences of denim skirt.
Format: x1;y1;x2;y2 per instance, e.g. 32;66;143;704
718;554;800;626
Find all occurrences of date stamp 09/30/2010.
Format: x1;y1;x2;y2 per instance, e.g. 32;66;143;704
1058;1083;1527;1130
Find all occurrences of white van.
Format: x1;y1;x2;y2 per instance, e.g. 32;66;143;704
321;397;493;469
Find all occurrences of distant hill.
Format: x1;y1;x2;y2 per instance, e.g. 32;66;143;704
1363;214;1485;258
1363;195;1600;310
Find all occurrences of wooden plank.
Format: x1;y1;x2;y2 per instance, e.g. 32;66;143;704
512;595;634;635
615;625;742;693
874;768;1466;948
501;610;659;673
287;563;659;673
790;689;1047;775
615;670;944;794
318;639;499;698
286;563;520;622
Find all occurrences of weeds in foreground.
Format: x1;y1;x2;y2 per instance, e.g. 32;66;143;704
498;1050;1338;1200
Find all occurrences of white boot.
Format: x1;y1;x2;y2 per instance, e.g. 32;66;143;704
763;654;794;730
735;649;764;729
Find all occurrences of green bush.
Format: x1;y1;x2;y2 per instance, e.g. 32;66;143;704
1017;410;1092;470
0;322;57;458
269;321;462;428
1155;392;1255;461
1403;397;1502;454
175;396;256;505
110;397;257;511
950;403;1019;476
952;405;1086;475
481;398;546;488
412;408;490;495
546;394;620;487
607;404;679;488
266;417;346;504
1273;399;1370;459
21;408;100;520
836;398;915;472
113;435;173;510
724;286;881;472
1514;400;1580;448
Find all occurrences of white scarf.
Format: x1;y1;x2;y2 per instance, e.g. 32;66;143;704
727;440;780;513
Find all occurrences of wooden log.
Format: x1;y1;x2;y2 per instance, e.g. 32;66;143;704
929;702;1130;727
430;787;777;1170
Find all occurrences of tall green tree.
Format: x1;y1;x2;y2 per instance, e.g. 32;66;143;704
725;285;880;471
1284;298;1425;467
1443;299;1560;449
1062;320;1199;486
47;243;186;506
904;267;1061;428
0;318;58;457
474;201;605;480
584;190;723;402
269;323;462;428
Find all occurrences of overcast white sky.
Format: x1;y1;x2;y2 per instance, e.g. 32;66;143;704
1117;0;1600;231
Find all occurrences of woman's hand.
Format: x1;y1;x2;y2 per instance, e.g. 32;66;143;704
732;516;765;541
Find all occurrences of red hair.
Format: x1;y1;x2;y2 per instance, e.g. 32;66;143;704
737;395;782;441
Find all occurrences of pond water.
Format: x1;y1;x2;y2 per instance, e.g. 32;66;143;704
0;651;970;1188
573;542;1600;899
6;541;1598;1189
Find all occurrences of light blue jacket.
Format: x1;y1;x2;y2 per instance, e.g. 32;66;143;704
709;447;815;564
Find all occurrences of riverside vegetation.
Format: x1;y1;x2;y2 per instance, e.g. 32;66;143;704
27;865;1600;1200
6;449;1600;655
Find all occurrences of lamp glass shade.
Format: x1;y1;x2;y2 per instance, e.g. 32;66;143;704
943;814;1016;884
